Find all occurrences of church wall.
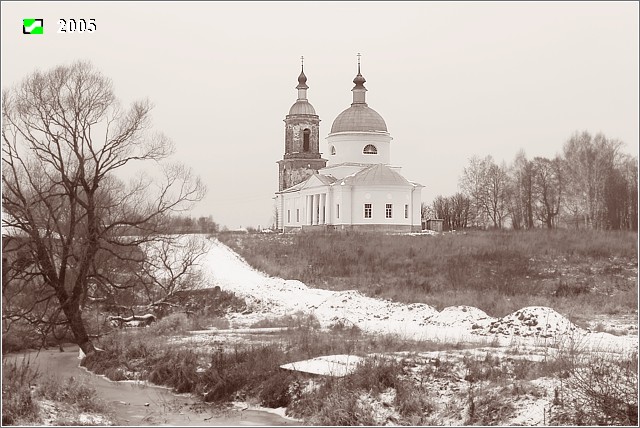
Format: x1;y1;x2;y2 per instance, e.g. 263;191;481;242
411;187;423;230
326;132;392;166
282;192;306;227
331;186;350;226
279;184;422;232
349;186;414;226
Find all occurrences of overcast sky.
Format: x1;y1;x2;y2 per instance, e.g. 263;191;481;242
2;1;638;229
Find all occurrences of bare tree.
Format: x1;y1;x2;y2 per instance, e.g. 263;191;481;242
450;192;470;230
509;150;535;230
532;157;563;229
563;131;623;229
483;161;510;228
460;155;489;227
431;196;451;231
460;156;509;228
138;235;210;312
2;62;206;355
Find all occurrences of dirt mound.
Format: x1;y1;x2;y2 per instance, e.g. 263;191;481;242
476;306;581;338
428;305;496;328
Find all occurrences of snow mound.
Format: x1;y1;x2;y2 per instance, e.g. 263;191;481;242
313;291;439;333
429;305;496;328
476;306;581;338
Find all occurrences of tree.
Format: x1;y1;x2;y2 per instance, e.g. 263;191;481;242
460;156;509;228
483;161;510;228
460;155;489;227
563;131;623;229
450;192;471;230
2;62;206;355
432;196;451;230
532;157;563;229
137;235;210;315
509;150;535;230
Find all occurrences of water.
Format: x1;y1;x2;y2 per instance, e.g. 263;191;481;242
7;345;295;426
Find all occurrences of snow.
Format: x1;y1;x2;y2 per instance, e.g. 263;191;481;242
192;235;637;354
475;306;581;338
429;305;495;328
280;354;365;377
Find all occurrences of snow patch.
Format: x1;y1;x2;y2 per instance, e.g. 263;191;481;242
429;305;496;328
280;354;364;377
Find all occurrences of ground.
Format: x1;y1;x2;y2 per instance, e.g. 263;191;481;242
8;232;636;426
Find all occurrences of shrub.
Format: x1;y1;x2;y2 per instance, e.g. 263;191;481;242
289;382;378;426
259;370;295;408
148;348;199;393
203;345;287;403
466;387;515;425
463;354;508;383
395;383;435;420
147;312;192;336
2;358;40;425
556;350;638;425
346;356;404;393
37;375;107;414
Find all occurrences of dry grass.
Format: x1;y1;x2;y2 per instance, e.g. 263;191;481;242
218;229;637;319
81;316;469;407
2;358;40;425
2;357;111;426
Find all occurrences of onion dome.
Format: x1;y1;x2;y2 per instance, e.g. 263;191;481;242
330;55;387;133
288;57;316;116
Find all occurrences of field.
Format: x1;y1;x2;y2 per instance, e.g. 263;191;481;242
5;229;637;426
217;229;638;328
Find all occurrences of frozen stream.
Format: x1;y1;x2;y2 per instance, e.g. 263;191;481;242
7;346;294;426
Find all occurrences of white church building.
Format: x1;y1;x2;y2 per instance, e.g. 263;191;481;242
275;59;423;232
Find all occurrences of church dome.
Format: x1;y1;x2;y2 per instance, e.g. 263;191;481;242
330;104;387;133
289;100;316;115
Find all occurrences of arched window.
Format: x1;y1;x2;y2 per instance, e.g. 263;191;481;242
303;129;310;152
330;145;336;155
363;144;377;154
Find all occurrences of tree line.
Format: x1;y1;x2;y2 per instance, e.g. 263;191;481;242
163;214;219;234
424;132;638;231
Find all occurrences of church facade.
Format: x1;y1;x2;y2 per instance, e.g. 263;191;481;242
275;60;423;232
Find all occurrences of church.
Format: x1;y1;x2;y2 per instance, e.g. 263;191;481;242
275;58;423;232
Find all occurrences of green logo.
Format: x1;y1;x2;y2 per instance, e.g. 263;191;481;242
23;18;44;34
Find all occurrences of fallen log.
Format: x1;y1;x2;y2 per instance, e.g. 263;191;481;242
107;314;156;328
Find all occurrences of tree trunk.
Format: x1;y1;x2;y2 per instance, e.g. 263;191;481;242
61;298;96;355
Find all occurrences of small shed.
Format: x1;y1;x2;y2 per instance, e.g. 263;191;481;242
423;218;444;232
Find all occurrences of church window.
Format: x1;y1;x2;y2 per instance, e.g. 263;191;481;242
287;210;291;223
364;203;372;219
296;209;300;222
336;204;340;219
405;204;409;219
330;145;336;155
303;129;311;152
386;204;392;218
363;144;377;154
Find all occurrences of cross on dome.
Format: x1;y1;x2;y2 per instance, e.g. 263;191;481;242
296;55;308;91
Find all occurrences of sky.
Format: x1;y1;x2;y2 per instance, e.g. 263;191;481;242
2;1;638;230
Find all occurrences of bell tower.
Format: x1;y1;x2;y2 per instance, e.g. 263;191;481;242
277;57;327;191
